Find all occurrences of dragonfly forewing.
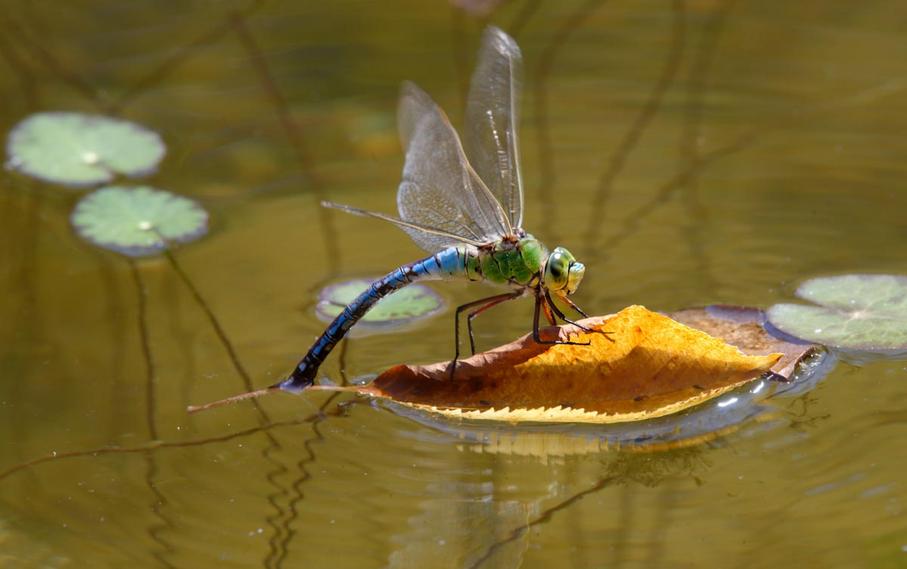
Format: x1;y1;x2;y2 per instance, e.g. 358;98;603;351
322;200;486;248
396;81;512;252
464;26;524;230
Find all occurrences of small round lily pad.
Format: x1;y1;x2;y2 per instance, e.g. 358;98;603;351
71;186;208;257
6;112;165;187
767;274;907;353
315;278;445;334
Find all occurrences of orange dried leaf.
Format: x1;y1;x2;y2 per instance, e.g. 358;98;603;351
362;305;782;424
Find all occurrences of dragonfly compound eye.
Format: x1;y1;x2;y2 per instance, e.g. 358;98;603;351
545;247;577;292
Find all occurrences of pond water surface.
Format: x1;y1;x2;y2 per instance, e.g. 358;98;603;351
1;1;906;567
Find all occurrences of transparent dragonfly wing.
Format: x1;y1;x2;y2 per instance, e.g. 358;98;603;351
397;81;512;253
321;201;486;247
463;26;524;229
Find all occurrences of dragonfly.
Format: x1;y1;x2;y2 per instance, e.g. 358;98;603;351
279;27;605;393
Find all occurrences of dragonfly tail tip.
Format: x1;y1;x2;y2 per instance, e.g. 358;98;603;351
275;376;314;394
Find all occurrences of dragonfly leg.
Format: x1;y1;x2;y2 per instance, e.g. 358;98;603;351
532;292;590;346
450;291;524;379
560;295;590;318
545;290;615;342
466;290;524;355
541;296;557;325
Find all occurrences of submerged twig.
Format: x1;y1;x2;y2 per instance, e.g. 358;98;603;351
187;384;354;414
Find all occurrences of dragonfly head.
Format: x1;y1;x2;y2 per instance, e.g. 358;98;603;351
544;247;585;296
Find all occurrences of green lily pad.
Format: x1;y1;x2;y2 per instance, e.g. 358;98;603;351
6;112;165;187
71;186;208;257
315;278;445;334
767;274;907;353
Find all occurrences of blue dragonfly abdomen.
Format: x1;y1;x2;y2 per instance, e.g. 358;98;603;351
280;245;480;391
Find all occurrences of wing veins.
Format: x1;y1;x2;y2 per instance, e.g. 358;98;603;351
464;27;525;230
322;201;487;247
431;95;514;237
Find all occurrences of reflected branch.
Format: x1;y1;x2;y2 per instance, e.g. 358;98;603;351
601;130;756;253
582;0;687;256
644;478;680;567
598;77;907;254
0;34;40;111
158;248;297;569
144;454;178;569
229;14;341;276
1;17;107;109
128;259;158;440
470;474;619;569
0;178;44;463
678;0;736;296
507;0;541;40
533;0;607;241
269;392;342;569
128;259;177;567
611;483;636;567
451;6;471;110
110;0;267;113
162;250;255;393
0;399;362;483
337;338;350;386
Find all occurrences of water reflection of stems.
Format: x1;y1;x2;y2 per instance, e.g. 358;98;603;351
0;3;269;115
582;0;687;258
677;0;736;297
469;448;708;569
268;392;343;568
0;177;47;465
507;0;541;39
451;6;472;110
337;338;350;386
144;453;178;569
154;239;298;564
1;16;107;108
127;258;177;566
110;1;268;114
592;20;907;261
128;259;159;439
0;399;362;483
469;475;619;569
0;33;39;110
0;8;352;564
533;0;606;243
229;13;341;279
160;248;255;392
0;389;357;567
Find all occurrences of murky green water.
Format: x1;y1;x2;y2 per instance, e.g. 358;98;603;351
2;1;907;567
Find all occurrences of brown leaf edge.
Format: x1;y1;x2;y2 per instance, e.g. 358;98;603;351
350;305;813;425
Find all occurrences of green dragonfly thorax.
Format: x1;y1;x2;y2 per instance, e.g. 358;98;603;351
475;235;545;286
474;235;584;295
